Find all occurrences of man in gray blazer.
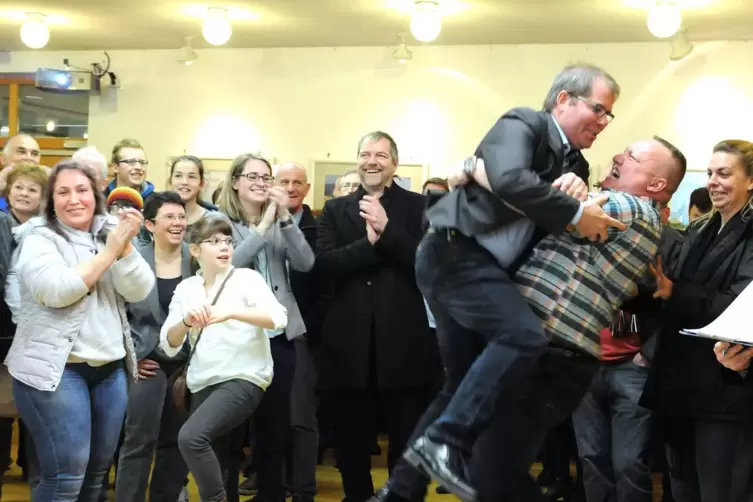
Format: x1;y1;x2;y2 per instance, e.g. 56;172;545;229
375;64;624;502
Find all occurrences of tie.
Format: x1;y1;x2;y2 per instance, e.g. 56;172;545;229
563;148;580;174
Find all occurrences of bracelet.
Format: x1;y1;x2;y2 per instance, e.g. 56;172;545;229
182;319;193;328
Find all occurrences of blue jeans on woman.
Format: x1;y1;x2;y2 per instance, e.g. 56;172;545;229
13;360;128;502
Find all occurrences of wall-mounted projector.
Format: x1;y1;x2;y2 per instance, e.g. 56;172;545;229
35;68;100;94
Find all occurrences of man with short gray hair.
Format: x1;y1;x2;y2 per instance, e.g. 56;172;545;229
0;134;42;213
72;146;108;191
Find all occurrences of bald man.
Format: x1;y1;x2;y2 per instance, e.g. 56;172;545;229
272;162;322;502
0;135;41;213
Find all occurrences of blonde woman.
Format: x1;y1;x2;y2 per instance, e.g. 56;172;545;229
651;140;753;502
214;153;314;502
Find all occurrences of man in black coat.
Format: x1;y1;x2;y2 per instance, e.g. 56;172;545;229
375;64;624;502
315;131;442;502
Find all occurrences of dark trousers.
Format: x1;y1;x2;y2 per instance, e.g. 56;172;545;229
389;350;597;502
663;416;753;502
115;360;188;502
415;231;548;452
572;358;654;502
287;337;319;501
331;387;432;502
253;335;296;502
179;379;264;502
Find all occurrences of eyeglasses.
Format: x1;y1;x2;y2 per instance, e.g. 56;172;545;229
201;237;235;247
237;173;274;184
154;214;187;222
575;96;615;123
119;159;149;167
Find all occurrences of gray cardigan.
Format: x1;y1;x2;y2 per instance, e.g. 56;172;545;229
128;241;194;362
209;212;315;340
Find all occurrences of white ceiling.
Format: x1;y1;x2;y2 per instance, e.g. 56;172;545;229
0;0;751;51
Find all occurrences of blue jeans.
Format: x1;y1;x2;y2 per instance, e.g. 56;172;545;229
13;360;128;502
572;359;654;502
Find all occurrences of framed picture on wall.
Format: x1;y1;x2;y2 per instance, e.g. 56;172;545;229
668;169;707;227
310;160;428;210
199;158;232;203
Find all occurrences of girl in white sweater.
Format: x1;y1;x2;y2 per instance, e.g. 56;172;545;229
160;217;287;502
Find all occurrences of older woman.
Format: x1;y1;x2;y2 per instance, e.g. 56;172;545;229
3;163;47;225
5;160;154;502
651;139;753;502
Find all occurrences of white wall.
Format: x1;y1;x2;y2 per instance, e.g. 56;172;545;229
4;40;753;199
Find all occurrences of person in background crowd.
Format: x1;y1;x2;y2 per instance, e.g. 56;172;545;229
0;134;42;213
72;147;109;191
421;178;449;194
317;131;442;502
104;138;155;200
212;182;224;206
332;170;360;198
168;155;218;239
161;217;288;502
6;160;154;502
649;139;753;502
214;153;315;502
115;192;194;502
688;187;712;223
275;161;322;502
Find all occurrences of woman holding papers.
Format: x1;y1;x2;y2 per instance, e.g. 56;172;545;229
650;140;753;502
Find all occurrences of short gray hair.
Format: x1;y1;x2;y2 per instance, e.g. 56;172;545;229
274;161;308;181
2;134;36;157
72;146;108;180
542;64;620;111
357;131;399;164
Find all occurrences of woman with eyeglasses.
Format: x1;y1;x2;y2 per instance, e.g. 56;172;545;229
160;217;287;502
168;155;218;241
213;153;315;502
114;191;194;502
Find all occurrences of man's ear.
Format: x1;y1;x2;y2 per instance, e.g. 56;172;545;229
649;177;668;194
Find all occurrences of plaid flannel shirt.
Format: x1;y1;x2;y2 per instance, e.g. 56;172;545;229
515;190;662;358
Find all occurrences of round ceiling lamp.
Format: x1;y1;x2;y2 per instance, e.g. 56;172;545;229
410;0;442;43
202;7;232;46
647;1;682;39
20;13;50;49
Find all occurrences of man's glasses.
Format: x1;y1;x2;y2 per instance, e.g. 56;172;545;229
575;96;615;123
119;159;149;167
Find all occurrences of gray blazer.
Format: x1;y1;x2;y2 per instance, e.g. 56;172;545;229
209;212;315;340
128;241;193;361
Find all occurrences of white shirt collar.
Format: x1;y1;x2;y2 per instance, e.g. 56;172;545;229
551;115;570;154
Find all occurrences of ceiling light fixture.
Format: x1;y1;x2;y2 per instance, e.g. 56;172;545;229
45;120;56;133
202;7;232;46
393;32;413;64
410;0;442;43
178;36;198;66
20;13;50;49
669;27;693;60
647;1;682;38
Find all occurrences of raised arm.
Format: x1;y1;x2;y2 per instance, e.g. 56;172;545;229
280;222;315;272
109;244;155;303
17;233;117;309
315;200;380;275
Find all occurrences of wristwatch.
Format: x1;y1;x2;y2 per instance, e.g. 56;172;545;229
463;156;477;181
279;215;294;228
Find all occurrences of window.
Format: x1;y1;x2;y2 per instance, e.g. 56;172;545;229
17;85;89;138
0;85;9;137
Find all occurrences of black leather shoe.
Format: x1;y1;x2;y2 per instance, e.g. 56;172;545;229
367;487;411;502
436;485;450;494
402;436;476;502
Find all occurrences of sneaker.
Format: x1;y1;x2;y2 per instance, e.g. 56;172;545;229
238;473;258;496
